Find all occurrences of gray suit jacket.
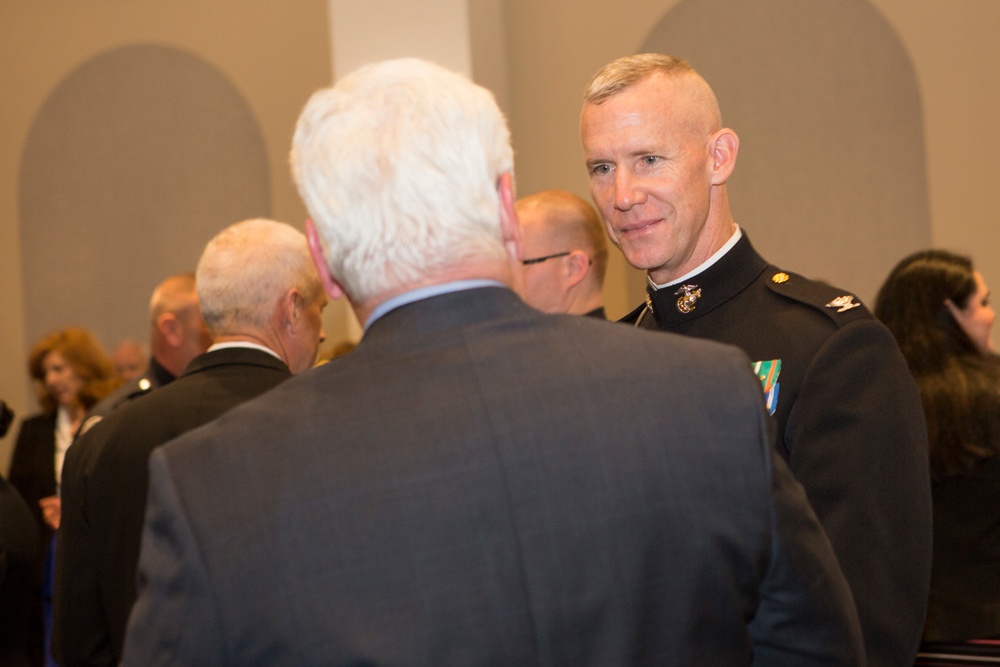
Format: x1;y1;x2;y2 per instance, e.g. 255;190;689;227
122;287;863;666
53;347;291;667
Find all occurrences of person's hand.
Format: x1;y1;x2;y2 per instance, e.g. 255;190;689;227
40;495;61;530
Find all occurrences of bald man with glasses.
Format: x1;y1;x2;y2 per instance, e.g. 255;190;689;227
515;190;609;318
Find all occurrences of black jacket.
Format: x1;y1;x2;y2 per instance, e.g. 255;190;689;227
623;233;933;667
52;347;292;667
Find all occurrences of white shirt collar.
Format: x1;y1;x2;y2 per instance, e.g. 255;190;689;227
207;341;283;361
649;226;743;290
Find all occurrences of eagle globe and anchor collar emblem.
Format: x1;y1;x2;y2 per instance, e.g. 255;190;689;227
641;283;703;322
674;284;702;314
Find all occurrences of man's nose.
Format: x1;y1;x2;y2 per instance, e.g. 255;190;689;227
613;170;645;211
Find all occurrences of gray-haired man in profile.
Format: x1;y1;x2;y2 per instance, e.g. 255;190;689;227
53;218;326;667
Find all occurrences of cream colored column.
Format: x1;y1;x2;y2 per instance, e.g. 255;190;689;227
328;0;472;77
319;0;474;342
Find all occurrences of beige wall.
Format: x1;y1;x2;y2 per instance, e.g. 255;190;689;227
0;1;333;471
1;0;997;472
878;1;1000;258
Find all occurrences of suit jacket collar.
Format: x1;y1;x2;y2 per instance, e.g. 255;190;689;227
647;232;768;327
180;347;291;379
363;286;531;344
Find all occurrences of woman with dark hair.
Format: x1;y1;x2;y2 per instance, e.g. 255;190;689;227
875;250;999;643
7;327;119;666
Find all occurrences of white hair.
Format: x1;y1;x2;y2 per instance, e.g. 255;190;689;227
196;218;321;335
290;58;514;303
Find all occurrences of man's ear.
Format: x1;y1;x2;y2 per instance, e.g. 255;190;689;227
564;250;590;289
709;128;739;186
305;219;345;300
157;313;182;347
497;172;524;262
282;289;303;333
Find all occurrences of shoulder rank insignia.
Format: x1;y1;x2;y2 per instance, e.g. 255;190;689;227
752;359;781;415
674;284;701;314
78;414;103;437
825;295;861;313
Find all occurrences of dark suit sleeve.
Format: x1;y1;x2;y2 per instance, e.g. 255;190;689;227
51;431;116;667
786;319;932;666
8;417;57;543
749;451;864;666
120;447;224;666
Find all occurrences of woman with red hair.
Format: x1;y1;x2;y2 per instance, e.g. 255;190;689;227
7;327;119;666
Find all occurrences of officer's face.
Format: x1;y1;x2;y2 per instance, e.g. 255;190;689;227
581;74;717;284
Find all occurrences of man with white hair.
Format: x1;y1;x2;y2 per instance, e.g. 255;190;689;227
52;218;326;667
120;59;862;666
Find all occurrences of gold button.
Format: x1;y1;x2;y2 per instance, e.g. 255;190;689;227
771;272;790;284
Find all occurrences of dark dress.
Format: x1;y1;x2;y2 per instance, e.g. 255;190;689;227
7;413;58;667
924;453;1000;641
0;475;40;666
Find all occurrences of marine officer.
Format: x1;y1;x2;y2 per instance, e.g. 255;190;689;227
580;52;932;667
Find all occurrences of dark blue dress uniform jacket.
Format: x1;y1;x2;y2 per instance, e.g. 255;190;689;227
623;232;933;667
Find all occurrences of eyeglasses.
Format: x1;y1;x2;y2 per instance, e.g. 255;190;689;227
522;251;570;266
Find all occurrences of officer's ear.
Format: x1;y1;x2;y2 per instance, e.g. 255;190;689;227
709;128;739;186
157;312;183;347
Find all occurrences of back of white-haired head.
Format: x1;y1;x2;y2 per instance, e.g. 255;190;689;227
290;58;514;304
196;218;321;336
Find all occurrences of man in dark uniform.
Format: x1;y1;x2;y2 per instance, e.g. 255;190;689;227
580;53;932;667
82;273;211;431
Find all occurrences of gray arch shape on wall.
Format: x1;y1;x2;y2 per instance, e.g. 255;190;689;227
638;0;930;305
19;43;271;352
